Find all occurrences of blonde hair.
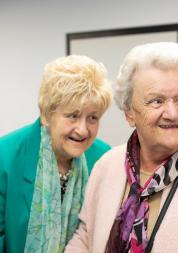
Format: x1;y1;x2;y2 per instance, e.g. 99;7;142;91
38;55;112;118
115;42;178;111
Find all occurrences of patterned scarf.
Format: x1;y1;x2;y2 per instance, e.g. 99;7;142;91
105;130;178;253
24;126;88;253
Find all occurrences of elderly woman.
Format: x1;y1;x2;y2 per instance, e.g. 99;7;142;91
0;55;112;253
65;42;178;253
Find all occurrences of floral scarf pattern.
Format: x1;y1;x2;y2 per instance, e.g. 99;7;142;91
24;126;88;253
105;130;178;253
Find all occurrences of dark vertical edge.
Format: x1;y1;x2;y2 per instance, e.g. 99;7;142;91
66;34;71;55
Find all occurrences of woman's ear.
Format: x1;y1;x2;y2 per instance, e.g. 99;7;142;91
125;109;136;127
40;115;49;127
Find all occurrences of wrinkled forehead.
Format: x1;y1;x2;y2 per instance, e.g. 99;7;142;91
132;67;178;96
61;96;102;111
72;97;101;110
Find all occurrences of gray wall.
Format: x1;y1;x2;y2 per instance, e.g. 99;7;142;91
1;0;178;145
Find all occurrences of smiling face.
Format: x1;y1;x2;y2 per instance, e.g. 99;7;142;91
41;100;101;165
125;67;178;159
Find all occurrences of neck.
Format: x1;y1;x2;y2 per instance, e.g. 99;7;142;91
140;147;173;173
57;158;72;175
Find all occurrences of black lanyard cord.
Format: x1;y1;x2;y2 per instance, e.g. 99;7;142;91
145;176;178;253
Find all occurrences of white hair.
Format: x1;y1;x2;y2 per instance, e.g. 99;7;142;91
115;42;178;111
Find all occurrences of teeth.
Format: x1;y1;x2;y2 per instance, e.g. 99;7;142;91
160;125;178;128
69;137;85;142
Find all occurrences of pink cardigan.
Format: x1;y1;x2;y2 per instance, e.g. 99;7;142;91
65;145;178;253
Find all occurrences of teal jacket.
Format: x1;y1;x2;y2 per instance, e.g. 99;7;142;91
0;119;110;253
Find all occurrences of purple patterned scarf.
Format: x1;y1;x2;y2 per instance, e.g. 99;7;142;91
105;130;178;253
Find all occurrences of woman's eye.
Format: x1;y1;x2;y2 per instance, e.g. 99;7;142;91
88;115;99;123
174;97;178;104
146;98;164;108
67;113;78;119
153;99;163;104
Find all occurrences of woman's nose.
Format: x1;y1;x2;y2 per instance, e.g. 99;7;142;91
162;100;178;120
75;119;88;136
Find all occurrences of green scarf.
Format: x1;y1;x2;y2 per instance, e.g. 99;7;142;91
24;126;88;253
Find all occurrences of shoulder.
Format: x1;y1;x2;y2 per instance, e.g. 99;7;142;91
96;144;127;165
0;118;40;143
84;138;111;174
86;138;111;155
83;144;127;209
0;119;41;162
90;144;127;179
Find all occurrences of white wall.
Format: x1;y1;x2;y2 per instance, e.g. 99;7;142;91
1;0;178;144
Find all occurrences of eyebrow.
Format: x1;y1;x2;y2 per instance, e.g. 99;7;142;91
146;92;178;97
147;91;166;95
64;110;79;114
64;109;100;115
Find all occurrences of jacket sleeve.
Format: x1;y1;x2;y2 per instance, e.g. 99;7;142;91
64;220;89;252
64;181;91;253
64;153;107;253
64;158;102;253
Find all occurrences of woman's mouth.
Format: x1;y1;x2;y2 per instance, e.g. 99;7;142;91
159;124;178;129
69;136;87;142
